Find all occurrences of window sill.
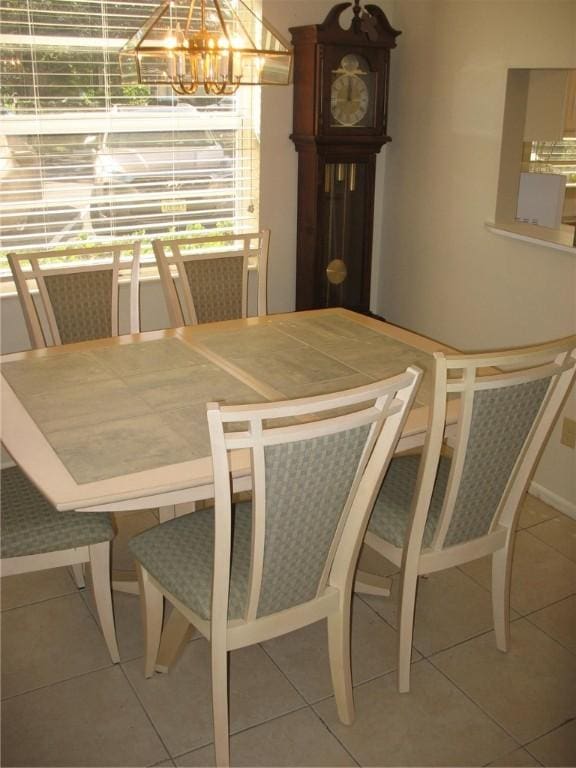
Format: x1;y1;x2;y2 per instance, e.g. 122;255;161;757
485;222;576;255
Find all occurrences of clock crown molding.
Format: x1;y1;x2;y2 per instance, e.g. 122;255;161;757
289;2;401;48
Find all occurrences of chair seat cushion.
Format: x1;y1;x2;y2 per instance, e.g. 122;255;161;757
129;502;252;621
1;466;115;559
367;454;451;548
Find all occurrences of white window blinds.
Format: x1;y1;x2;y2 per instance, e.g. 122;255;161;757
0;0;260;262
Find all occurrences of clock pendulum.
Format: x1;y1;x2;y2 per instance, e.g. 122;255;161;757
290;1;400;314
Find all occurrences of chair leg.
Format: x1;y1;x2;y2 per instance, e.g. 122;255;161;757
327;598;354;725
71;563;86;589
397;565;419;693
89;542;120;664
211;640;230;768
492;544;512;652
137;565;165;677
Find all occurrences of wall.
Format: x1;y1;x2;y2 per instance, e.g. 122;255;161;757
377;0;576;510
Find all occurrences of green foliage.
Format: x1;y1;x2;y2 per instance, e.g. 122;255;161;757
120;85;151;104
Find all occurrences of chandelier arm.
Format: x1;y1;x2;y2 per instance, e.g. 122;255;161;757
185;0;197;36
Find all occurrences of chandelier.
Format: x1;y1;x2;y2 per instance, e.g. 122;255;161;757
119;0;292;96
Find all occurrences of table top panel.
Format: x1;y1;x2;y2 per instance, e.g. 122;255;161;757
196;314;435;404
2;337;265;484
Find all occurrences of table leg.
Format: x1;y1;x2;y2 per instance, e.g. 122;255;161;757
155;608;194;673
354;543;394;596
354;570;392;596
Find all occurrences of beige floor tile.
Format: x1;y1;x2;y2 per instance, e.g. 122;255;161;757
1;593;114;698
362;567;505;657
431;619;576;744
526;719;576;767
314;660;516;766
262;597;402;703
518;495;559;529
461;530;576;615
175;708;356;767
0;666;169;767
528;514;576;563
487;747;541;766
526;595;576;654
0;567;77;611
123;639;305;757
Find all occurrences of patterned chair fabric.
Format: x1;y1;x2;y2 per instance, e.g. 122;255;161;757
443;377;550;546
368;455;451;548
369;377;551;552
257;425;370;616
130;424;371;621
183;256;244;324
44;270;114;344
130;503;251;620
1;466;115;559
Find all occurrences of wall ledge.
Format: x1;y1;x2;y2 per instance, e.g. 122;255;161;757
485;222;576;254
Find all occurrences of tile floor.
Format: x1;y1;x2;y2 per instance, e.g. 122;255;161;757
2;494;576;767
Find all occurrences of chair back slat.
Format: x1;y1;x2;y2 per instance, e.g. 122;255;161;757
207;369;422;625
183;254;244;323
425;340;576;553
44;270;115;344
438;377;551;548
257;424;371;617
7;242;140;348
152;230;269;327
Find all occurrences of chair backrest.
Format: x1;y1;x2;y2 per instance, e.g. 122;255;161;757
206;367;422;626
152;229;269;327
8;242;141;348
410;336;576;559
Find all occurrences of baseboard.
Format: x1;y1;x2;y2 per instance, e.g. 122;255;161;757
529;481;576;521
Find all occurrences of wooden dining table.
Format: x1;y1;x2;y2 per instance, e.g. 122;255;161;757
1;307;455;669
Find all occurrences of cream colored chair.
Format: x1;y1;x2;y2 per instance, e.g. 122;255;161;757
364;336;576;693
0;465;120;663
8;241;141;347
129;368;422;766
4;241;140;653
152;229;269;327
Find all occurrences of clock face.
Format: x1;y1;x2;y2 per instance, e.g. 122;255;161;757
330;54;375;128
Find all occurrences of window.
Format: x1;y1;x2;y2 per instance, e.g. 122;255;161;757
0;0;260;270
494;68;576;249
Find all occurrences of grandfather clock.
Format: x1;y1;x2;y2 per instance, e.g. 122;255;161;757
290;1;400;313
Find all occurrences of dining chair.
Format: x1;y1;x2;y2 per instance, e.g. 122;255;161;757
129;367;422;766
5;241;140;644
0;465;120;663
7;241;141;347
152;229;270;327
364;336;576;693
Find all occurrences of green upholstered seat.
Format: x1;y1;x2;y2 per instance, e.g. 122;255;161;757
1;466;115;559
129;502;252;620
368;454;451;548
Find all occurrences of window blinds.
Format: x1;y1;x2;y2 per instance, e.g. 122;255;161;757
0;0;260;261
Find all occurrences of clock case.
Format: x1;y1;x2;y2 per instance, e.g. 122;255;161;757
290;2;400;313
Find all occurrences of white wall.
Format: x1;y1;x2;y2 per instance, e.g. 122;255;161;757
377;0;576;509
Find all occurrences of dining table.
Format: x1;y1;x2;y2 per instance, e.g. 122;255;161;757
1;307;456;669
